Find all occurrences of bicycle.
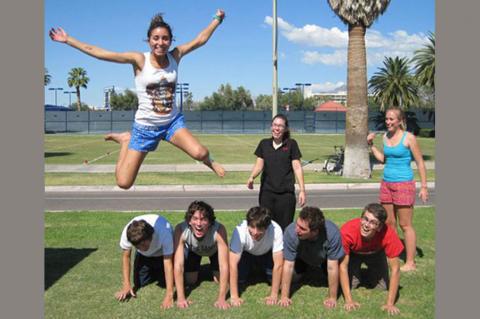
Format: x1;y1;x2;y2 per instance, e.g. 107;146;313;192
322;145;344;175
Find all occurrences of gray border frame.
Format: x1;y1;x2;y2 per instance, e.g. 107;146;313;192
437;0;479;318
0;0;44;317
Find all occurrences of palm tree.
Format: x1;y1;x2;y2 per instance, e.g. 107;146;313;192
327;0;391;179
412;32;435;126
67;67;90;111
412;32;435;90
44;68;51;86
368;56;418;111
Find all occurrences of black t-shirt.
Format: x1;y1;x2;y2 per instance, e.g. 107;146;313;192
254;138;302;193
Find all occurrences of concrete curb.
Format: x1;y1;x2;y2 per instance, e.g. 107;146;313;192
45;182;435;193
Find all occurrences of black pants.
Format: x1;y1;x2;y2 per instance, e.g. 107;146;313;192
133;253;165;289
259;190;296;230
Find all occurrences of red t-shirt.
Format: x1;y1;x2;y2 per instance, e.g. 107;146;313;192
340;218;404;258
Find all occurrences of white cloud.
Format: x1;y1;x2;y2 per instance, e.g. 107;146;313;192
302;50;347;66
264;16;430;67
311;81;345;93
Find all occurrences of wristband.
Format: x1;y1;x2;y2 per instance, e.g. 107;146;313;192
213;14;223;23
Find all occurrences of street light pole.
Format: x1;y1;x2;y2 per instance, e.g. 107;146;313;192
64;90;76;107
48;87;63;106
272;0;278;118
295;83;311;108
176;83;189;112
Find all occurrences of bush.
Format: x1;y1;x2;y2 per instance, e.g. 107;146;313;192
419;128;435;138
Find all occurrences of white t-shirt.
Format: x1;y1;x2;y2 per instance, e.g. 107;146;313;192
230;220;283;256
119;214;174;257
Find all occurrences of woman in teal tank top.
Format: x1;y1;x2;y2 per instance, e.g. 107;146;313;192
367;106;429;272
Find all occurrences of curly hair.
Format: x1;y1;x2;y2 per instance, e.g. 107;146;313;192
299;206;325;234
184;200;216;225
147;13;173;40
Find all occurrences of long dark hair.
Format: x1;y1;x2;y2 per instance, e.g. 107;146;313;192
272;114;290;141
147;13;173;40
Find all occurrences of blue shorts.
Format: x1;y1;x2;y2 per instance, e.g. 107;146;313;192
128;113;186;152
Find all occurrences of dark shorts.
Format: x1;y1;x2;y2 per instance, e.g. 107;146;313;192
184;250;219;273
237;250;274;283
348;251;389;290
128;113;186;152
133;253;166;289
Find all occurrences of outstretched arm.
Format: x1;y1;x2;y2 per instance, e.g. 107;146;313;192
173;225;190;308
214;225;231;310
172;9;225;62
339;255;360;311
49;27;143;67
382;256;401;315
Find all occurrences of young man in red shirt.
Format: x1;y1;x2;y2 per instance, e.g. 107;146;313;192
339;203;404;316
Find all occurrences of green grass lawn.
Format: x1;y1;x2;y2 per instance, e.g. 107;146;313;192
45;207;435;318
45;169;436;186
44;133;436;165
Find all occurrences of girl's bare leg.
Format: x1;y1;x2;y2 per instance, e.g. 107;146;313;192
168;128;225;177
382;203;398;232
396;205;417;272
105;132;148;189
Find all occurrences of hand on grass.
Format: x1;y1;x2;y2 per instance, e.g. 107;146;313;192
278;297;292;307
264;295;278;305
344;300;361;311
114;285;135;301
323;297;337;309
176;298;192;309
381;304;400;315
230;297;244;307
161;295;174;309
214;298;230;310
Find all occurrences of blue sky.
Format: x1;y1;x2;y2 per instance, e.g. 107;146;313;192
45;0;434;108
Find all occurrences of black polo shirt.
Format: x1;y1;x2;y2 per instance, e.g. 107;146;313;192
254;138;302;193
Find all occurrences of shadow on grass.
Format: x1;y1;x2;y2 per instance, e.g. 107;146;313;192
45;247;97;290
398;240;425;262
45;152;73;158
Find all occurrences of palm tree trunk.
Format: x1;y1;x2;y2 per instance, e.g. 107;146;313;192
343;25;371;179
76;87;81;111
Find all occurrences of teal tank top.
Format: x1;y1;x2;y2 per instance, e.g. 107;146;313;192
383;132;414;182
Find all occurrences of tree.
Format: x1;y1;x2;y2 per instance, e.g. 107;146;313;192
412;32;435;91
67;67;90;111
327;0;391;179
44;68;51;86
368;56;418;111
199;84;254;110
110;89;138;111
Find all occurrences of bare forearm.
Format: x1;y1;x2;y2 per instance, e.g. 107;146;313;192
121;254;132;287
327;264;339;300
370;145;384;163
174;265;186;300
280;263;293;299
339;263;353;302
218;265;229;300
270;263;283;297
164;259;174;299
229;263;239;298
387;268;400;306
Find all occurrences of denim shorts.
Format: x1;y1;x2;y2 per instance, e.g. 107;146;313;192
128;113;186;152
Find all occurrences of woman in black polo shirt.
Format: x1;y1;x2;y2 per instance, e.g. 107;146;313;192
247;114;306;230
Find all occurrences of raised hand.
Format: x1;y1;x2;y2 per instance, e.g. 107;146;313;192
49;27;68;43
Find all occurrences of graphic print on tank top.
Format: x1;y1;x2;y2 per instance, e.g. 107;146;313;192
146;78;176;115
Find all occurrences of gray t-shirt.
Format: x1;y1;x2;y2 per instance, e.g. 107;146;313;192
180;221;220;257
230;220;283;256
283;220;344;266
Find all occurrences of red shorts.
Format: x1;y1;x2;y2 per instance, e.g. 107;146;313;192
379;180;416;206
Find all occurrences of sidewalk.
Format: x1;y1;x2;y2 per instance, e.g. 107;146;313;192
45;161;435;173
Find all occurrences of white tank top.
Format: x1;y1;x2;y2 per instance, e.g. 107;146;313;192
134;52;179;126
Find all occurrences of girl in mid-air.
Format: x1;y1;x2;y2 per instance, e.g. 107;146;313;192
50;9;226;189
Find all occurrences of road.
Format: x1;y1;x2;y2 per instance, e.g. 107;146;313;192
45;188;435;212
